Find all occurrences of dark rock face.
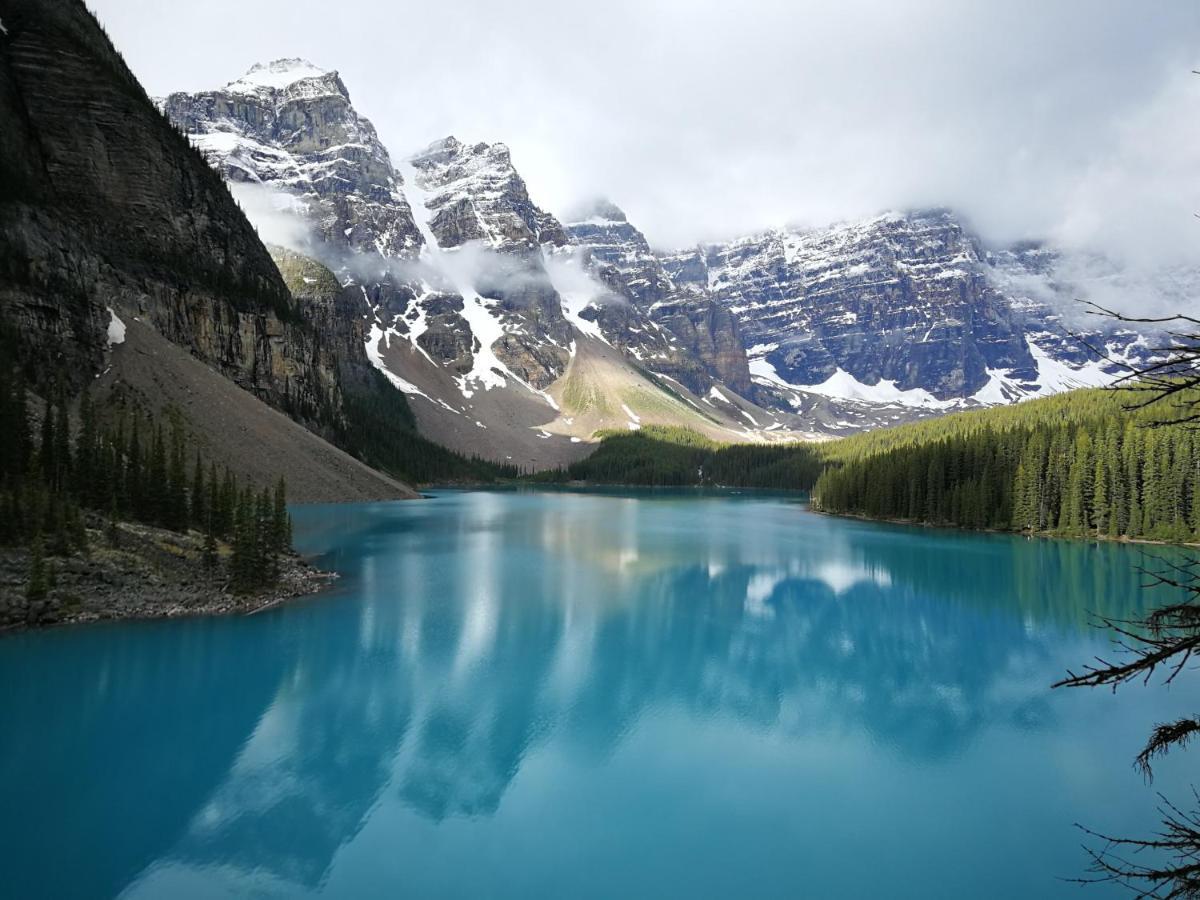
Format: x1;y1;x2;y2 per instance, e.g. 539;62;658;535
409;293;476;375
0;0;336;426
662;210;1035;399
661;209;1165;403
651;293;754;396
410;137;567;252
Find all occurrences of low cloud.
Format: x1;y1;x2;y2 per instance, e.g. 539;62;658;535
230;183;318;253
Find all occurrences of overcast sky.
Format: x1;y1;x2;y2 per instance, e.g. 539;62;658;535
91;0;1198;263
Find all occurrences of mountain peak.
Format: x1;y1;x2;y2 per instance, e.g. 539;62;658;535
228;58;331;93
410;136;517;174
410;135;462;163
567;198;629;226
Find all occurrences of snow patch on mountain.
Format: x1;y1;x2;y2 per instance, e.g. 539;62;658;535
364;323;433;399
800;369;951;408
1026;340;1114;393
106;307;126;346
399;159;510;396
228;59;330;93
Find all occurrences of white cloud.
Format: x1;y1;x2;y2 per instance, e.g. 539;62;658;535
228;183;316;252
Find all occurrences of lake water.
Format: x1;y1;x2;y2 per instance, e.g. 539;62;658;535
2;489;1198;898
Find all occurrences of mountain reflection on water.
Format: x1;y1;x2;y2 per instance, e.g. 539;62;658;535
0;489;1194;899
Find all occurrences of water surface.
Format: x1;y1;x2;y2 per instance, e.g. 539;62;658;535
2;489;1197;898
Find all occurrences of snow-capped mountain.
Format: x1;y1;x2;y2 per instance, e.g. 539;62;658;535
163;59;422;259
652;209;1172;416
163;62;799;466
163;59;1177;459
408;136;567;251
564;200;753;397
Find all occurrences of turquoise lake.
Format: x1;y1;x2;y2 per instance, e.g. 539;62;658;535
2;489;1199;898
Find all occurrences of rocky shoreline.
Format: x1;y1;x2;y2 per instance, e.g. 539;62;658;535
0;519;337;632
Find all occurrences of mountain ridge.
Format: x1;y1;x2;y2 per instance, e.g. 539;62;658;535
161;56;1176;457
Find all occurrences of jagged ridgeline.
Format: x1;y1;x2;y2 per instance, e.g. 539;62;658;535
812;388;1200;541
0;0;293;383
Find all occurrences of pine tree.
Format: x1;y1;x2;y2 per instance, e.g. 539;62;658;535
166;423;188;531
127;414;144;519
1092;449;1109;537
270;477;288;579
190;452;206;532
53;384;71;492
77;390;95;490
25;535;48;602
1191;451;1200;538
202;528;218;569
148;424;167;525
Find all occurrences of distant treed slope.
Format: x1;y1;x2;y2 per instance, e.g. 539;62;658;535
813;388;1200;541
556;425;823;489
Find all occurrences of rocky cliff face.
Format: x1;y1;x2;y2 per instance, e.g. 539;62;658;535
159;57;1175;449
0;0;344;435
564;201;753;397
162;60;422;262
401;138;571;390
408;137;566;252
660;209;1165;409
662;210;1035;400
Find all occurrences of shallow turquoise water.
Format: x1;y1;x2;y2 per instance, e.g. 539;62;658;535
2;489;1198;898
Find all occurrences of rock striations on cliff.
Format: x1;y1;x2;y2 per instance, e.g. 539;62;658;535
662;209;1176;420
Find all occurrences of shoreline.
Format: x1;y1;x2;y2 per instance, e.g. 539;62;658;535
0;519;340;634
809;507;1200;550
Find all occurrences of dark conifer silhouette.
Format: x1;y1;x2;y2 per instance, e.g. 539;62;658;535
1053;311;1200;898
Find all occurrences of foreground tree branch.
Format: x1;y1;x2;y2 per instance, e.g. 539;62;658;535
1137;721;1200;781
1055;307;1200;896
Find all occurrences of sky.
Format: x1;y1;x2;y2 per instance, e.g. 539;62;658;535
89;0;1199;265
